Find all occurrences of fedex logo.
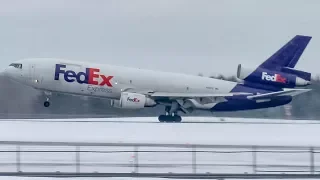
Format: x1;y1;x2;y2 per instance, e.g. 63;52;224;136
54;64;113;87
261;72;286;83
127;97;140;102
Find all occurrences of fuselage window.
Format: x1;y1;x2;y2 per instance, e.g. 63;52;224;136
9;63;22;69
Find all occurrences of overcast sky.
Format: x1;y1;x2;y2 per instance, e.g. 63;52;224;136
0;0;319;77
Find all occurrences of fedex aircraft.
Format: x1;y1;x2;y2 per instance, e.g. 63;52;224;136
2;35;313;122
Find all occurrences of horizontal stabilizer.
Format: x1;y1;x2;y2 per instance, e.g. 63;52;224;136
150;92;252;98
247;88;311;100
281;67;311;81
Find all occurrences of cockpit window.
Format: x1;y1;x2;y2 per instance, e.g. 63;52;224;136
9;63;22;69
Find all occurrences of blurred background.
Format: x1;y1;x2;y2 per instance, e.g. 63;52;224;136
2;74;319;120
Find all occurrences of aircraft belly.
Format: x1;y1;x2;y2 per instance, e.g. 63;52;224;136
211;96;292;111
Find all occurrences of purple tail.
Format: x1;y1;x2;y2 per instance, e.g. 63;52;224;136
260;35;312;70
238;35;312;88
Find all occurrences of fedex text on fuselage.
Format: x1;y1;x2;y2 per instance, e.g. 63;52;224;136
54;64;113;87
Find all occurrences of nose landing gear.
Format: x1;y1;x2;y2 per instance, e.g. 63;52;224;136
43;95;50;107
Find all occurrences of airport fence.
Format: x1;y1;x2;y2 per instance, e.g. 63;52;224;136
0;141;319;178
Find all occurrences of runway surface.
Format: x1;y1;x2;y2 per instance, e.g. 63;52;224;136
0;117;319;146
2;116;320;124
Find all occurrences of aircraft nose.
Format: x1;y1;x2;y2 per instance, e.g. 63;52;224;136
0;68;8;77
1;67;17;80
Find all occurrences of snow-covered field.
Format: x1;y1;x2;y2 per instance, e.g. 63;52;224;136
0;116;318;180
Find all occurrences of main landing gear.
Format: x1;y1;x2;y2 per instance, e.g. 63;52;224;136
158;114;182;122
158;105;182;122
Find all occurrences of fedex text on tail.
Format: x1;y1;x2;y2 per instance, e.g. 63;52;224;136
261;72;286;83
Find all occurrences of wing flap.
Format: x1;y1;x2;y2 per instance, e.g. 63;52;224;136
247;88;311;100
150;92;252;98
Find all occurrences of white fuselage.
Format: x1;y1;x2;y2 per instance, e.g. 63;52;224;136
4;58;238;100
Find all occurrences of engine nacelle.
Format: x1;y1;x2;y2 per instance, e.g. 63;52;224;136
237;64;311;88
110;92;157;109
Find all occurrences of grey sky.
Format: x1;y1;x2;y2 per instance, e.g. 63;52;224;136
0;0;319;77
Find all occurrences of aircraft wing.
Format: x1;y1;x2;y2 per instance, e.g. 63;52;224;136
150;92;253;98
247;88;311;100
126;88;311;101
148;91;254;114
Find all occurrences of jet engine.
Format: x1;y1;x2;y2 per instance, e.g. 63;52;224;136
110;92;157;109
236;64;311;88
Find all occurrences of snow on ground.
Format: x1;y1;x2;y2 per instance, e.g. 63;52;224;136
0;117;318;179
0;177;314;180
0;116;319;146
0;178;189;180
0;146;315;174
0;144;315;174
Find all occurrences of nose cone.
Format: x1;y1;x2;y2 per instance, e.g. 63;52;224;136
2;67;21;83
0;68;8;77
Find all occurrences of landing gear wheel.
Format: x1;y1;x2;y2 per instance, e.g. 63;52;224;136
158;115;182;123
44;101;50;107
174;115;182;122
158;115;166;122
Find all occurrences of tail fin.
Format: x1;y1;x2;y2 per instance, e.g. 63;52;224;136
237;35;312;88
259;35;312;70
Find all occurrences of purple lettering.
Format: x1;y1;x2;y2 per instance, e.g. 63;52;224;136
64;70;76;82
54;64;113;87
54;64;66;80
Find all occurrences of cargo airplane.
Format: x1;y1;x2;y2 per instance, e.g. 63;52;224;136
2;35;313;122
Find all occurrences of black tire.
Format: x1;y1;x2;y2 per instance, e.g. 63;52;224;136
158;115;182;123
174;115;182;122
158;115;166;122
44;101;50;107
